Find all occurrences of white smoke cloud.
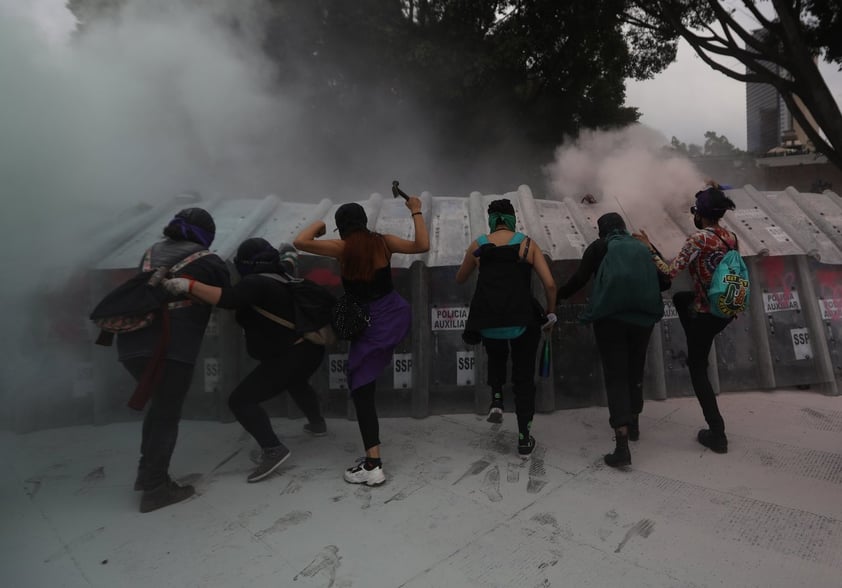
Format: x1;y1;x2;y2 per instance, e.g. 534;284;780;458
544;124;705;242
0;0;455;430
0;0;330;429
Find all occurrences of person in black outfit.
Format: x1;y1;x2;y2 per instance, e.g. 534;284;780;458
117;207;230;513
557;213;664;467
164;237;327;483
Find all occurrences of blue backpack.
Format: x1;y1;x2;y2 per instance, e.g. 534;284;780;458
707;231;750;318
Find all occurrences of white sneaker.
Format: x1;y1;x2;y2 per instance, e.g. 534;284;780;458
343;458;386;486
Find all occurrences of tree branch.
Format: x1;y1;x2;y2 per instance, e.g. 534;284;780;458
779;89;837;160
738;0;777;32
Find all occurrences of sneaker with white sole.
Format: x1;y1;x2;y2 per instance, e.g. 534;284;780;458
343;458;386;486
247;444;291;483
487;406;503;424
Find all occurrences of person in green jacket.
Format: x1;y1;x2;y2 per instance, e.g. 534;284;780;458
557;213;664;467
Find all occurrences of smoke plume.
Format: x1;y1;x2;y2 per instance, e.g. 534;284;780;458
544;124;705;245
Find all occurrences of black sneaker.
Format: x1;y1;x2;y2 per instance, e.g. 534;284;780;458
247;444;291;483
697;429;728;454
518;436;536;456
303;420;328;436
487;406;503;424
139;480;195;513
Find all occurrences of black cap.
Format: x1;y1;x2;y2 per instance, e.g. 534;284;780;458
335;203;368;238
234;237;280;276
597;212;627;238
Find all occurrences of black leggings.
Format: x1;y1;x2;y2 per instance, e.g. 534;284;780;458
482;325;541;438
673;291;732;434
123;358;194;490
592;318;654;429
351;381;379;450
228;342;325;448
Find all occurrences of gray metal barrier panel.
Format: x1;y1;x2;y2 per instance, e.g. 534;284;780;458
658;277;697;399
807;259;842;390
810;262;842;389
753;255;821;387
425;194;476;415
535;196;601;409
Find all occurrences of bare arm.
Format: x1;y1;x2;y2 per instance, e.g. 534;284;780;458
293;220;344;259
636;229;702;279
187;280;222;305
382;196;430;255
455;240;479;284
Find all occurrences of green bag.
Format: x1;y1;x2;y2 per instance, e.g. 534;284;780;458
581;233;664;326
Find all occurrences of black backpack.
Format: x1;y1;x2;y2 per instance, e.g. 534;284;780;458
90;249;210;343
256;273;338;345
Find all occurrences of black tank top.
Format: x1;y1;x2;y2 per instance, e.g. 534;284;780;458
464;241;537;330
342;264;393;302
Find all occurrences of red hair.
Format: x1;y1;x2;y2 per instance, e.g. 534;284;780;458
340;231;386;281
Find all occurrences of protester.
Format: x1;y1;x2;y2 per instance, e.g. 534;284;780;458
635;186;738;454
293;198;429;485
163;237;328;483
557;212;664;467
117;207;229;513
457;199;557;456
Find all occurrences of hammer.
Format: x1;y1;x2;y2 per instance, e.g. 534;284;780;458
391;180;409;201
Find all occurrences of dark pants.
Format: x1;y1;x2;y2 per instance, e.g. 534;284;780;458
228;341;325;448
482;326;541;437
592;319;654;429
351;381;379;450
673;291;732;435
123;358;195;490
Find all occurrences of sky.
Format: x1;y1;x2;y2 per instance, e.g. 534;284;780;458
9;0;842;152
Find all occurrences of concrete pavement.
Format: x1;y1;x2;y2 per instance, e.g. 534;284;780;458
3;389;842;587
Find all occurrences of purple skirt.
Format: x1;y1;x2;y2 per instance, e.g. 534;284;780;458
347;290;411;391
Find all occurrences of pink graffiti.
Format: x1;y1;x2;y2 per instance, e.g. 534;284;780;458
762;257;797;309
302;267;342;288
815;268;842;321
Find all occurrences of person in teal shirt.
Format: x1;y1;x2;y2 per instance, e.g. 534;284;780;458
457;199;557;456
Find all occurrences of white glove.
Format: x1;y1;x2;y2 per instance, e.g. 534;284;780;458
542;313;558;330
162;277;193;296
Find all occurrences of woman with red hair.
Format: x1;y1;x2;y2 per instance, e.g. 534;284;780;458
295;197;429;485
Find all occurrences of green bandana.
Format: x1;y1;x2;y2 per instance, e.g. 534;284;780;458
488;212;516;232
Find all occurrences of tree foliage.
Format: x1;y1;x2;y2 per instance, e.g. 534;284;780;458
703;130;741;156
670;131;741;157
66;0;678;167
624;0;842;171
